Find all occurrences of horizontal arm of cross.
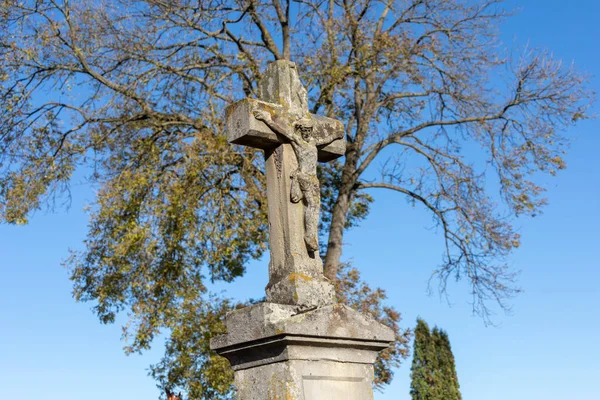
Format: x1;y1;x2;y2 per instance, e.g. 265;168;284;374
226;98;346;162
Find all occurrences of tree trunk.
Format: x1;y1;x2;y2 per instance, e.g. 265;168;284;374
323;143;360;281
323;89;376;281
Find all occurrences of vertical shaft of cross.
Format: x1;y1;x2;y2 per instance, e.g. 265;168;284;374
262;143;304;285
259;62;334;307
225;61;345;307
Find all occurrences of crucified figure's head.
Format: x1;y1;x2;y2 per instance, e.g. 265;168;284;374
294;118;314;141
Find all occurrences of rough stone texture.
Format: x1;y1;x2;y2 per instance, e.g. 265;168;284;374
211;304;394;400
226;98;345;162
234;360;375;400
230;61;343;255
254;107;341;253
263;142;335;307
260;61;308;118
212;303;395;350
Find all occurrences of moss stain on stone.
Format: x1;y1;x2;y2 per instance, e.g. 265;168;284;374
288;272;313;282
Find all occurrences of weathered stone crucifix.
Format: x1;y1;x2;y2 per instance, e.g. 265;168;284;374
226;61;345;307
214;62;393;399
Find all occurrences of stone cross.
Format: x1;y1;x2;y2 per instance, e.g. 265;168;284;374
226;61;345;307
214;64;393;398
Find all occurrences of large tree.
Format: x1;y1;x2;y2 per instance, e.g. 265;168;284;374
0;0;592;398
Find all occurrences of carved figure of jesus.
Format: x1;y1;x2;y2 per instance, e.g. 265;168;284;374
253;110;343;252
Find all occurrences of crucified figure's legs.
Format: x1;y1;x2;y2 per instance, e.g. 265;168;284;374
297;173;320;252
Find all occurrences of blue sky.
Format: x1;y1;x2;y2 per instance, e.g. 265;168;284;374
1;0;599;399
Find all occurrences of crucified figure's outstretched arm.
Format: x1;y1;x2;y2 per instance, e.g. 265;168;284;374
253;110;300;145
314;126;344;146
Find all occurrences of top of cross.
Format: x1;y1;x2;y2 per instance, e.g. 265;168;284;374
260;61;309;118
225;61;345;162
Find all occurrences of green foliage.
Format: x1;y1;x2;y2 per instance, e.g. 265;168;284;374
149;295;238;400
335;263;411;390
410;318;436;400
432;328;461;400
410;319;461;400
67;128;268;351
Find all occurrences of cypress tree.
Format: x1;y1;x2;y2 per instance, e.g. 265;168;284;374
411;320;462;400
410;318;436;400
431;327;443;400
434;329;461;400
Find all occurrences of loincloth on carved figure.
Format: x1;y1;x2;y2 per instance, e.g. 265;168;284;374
290;170;319;203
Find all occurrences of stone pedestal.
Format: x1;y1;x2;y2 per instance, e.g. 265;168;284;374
211;303;394;400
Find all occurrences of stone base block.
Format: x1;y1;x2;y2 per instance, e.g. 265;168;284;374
266;274;335;308
210;303;394;400
235;358;376;400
